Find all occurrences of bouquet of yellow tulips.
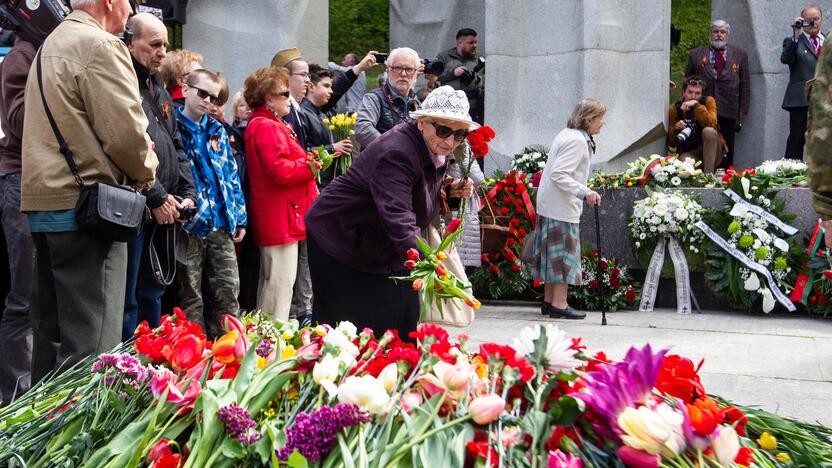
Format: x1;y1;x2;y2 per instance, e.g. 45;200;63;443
323;112;356;175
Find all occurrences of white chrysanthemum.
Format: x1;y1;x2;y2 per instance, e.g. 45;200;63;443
512;324;580;372
674;207;689;221
653;204;669;216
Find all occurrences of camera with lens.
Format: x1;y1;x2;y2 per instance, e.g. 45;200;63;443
173;196;196;221
676;119;698;144
422;58;445;76
460;57;485;86
0;0;70;45
794;18;815;28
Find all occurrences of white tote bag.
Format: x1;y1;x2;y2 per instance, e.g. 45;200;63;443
421;225;476;327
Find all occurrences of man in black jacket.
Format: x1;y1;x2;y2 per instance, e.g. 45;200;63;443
0;34;36;405
122;13;196;339
782;6;824;160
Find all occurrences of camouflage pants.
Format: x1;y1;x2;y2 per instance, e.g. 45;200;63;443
177;230;240;336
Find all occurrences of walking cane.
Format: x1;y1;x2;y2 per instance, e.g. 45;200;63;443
594;204;607;326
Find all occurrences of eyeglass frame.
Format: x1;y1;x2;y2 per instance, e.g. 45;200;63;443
388;65;418;76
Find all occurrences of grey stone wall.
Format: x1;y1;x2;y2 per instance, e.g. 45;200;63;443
389;0;486;61
182;0;329;118
711;0;832;167
483;0;670;174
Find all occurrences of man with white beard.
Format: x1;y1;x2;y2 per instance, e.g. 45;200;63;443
684;20;749;169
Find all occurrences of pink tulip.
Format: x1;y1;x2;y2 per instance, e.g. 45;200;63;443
221;314;245;335
468;394;505;425
435;360;471;391
618;446;660;468
417;373;446;398
548;449;583;468
149;367;200;412
296;341;322;362
401;391;423;414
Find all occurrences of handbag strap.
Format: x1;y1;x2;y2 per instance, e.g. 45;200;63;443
35;49;84;189
148;223;178;286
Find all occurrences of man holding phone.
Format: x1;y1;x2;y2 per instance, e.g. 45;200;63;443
781;5;824;160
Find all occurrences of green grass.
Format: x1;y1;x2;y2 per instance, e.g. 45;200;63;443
329;0;389;64
670;0;712;103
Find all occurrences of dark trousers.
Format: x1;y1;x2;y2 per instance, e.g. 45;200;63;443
122;223;166;341
785;107;809;160
31;231;126;384
0;174;33;403
717;116;736;169
307;236;418;339
237;229;260;312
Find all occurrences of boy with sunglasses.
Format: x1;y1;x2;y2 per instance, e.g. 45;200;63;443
175;69;247;337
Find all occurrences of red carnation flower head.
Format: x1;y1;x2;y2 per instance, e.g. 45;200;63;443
625;286;636;303
599;259;608;271
823;270;832;280
589;280;599;290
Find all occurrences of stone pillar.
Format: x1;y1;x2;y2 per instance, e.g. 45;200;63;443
484;0;670;172
389;0;486;60
182;0;329;113
712;0;832;167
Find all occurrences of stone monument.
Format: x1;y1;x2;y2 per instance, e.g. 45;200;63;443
389;0;486;61
483;0;670;172
712;0;832;168
183;0;329;115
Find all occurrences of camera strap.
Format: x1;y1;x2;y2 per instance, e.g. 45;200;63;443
148;223;179;286
35;49;85;189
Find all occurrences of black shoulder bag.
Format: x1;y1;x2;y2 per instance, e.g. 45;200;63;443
36;49;146;242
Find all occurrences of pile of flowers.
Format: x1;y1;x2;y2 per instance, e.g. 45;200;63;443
629;188;705;258
590;155;718;190
510;145;548;186
568;250;639;312
702;175;806;313
755;159;807;187
472;170;536;299
3;311;830;467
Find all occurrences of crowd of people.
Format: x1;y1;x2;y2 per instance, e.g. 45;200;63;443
0;0;487;406
667;6;824;172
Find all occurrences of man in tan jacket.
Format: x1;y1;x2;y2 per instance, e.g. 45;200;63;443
21;0;158;383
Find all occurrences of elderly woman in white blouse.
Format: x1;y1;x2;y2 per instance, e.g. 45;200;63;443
532;98;606;320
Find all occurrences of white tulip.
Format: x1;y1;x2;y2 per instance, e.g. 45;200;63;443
741;177;751;198
336;321;358;339
338;375;390;414
712;425;740;465
378;362;398;393
313;354;340;396
744;272;760;291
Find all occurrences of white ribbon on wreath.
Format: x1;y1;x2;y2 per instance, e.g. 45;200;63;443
639;237;693;314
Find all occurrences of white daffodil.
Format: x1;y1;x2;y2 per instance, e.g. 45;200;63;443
512;324;580;372
774;238;790;251
744;272;760;291
760;287;776;313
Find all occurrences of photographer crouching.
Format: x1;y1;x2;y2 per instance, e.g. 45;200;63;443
667;76;726;173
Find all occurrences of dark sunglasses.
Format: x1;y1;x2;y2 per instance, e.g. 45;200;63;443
191;86;220;105
274;90;291;98
687;79;705;86
430;121;469;141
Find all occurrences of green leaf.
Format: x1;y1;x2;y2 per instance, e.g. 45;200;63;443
522;410;551;445
550;396;583;426
220;437;247;460
415;236;433;257
287;449;310;468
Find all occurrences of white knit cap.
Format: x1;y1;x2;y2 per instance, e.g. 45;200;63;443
410;85;480;130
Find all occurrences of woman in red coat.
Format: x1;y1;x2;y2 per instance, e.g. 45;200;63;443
243;67;318;322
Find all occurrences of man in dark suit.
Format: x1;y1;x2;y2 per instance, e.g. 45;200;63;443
781;5;824;160
685;20;749;169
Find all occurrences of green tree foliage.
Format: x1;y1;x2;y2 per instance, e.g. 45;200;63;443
670;0;712;102
329;0;390;63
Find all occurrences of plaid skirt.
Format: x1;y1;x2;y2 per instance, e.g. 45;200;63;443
531;215;582;285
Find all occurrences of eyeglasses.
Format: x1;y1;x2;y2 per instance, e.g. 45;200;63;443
274;90;290;98
430;121;469;141
290;72;311;81
191;86;220;105
388;66;417;76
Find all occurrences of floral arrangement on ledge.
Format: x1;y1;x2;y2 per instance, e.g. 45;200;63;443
2;310;831;466
629;188;705;258
702;175;807;313
567;249;639;312
754;159;807;187
510;145;548;187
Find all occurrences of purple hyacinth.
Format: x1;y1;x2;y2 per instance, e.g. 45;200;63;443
574;344;668;442
277;403;371;462
217;403;261;446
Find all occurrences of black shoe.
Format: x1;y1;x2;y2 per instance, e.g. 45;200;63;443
547;304;586;320
541;302;549;315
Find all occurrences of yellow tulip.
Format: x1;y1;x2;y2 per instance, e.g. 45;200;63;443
349;129;355;136
314;324;328;336
329;125;336;130
322;118;330;125
757;431;777;451
281;344;296;359
776;453;791;463
281;330;294;341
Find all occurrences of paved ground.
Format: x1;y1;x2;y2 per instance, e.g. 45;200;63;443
455;304;832;426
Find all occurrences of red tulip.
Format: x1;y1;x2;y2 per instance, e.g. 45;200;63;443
412;278;424;291
447;218;462;233
618;446;660;468
404;259;417;270
406;248;421;261
435;264;448;277
169;333;206;371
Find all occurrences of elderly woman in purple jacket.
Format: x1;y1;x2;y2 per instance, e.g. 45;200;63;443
305;86;477;338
